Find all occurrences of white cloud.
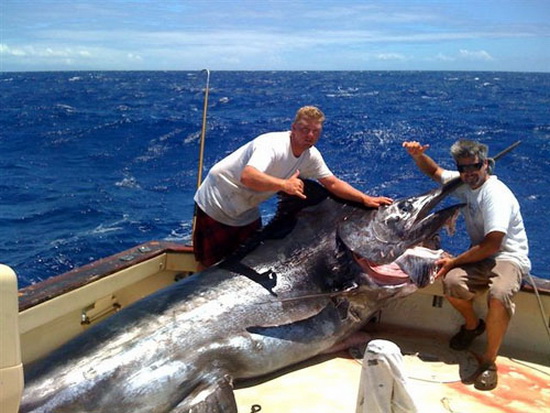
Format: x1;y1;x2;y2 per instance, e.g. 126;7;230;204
432;49;495;62
1;43;94;59
32;27;528;51
375;53;407;61
434;52;455;61
1;44;27;56
459;49;494;61
308;4;439;24
127;53;143;61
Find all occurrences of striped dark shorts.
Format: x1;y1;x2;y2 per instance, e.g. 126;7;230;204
192;206;262;267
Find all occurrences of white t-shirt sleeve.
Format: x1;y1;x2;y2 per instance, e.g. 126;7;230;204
246;138;275;172
440;169;460;184
481;183;512;235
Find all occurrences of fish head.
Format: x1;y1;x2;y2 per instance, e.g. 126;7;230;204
338;180;463;289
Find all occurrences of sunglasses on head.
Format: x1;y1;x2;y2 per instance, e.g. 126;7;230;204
456;162;484;173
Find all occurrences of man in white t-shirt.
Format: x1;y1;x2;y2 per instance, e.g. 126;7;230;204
403;139;531;391
193;106;393;269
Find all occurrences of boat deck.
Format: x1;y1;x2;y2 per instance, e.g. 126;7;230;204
235;325;550;413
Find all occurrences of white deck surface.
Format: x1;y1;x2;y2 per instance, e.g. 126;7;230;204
235;328;550;413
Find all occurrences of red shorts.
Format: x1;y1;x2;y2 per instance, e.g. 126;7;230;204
192;206;262;267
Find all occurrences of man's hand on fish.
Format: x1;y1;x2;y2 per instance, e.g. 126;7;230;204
363;195;393;208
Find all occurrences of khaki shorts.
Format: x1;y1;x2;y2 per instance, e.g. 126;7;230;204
442;259;523;316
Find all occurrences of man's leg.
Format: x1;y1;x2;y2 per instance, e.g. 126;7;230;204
446;295;479;330
443;266;486;351
482;260;521;363
465;298;509;391
193;205;262;269
483;298;510;364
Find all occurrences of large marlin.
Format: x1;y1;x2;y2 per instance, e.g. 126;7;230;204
21;180;462;412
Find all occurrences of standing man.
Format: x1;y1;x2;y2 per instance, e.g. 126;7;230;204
403;139;530;391
193;106;393;269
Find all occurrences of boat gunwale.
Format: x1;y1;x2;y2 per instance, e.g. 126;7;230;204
18;241;193;312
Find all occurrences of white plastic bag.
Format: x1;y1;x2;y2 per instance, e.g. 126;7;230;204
356;339;418;413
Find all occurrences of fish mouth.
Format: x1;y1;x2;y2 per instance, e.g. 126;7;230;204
352;245;447;288
352;252;414;286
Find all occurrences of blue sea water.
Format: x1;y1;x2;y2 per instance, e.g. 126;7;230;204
1;71;549;288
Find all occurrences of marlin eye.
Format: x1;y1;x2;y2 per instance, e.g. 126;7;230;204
400;201;414;213
387;216;400;225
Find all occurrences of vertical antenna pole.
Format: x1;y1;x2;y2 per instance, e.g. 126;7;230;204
192;69;210;244
196;69;210;189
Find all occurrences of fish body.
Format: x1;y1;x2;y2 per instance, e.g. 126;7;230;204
21;181;461;412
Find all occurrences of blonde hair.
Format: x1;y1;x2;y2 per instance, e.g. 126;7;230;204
294;106;325;123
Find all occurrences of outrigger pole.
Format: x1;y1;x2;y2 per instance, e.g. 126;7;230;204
192;69;211;240
196;69;211;189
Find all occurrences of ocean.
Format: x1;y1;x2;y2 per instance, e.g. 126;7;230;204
1;71;548;288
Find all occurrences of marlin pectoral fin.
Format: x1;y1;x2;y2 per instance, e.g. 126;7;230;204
248;300;330;328
246;302;344;343
173;373;237;413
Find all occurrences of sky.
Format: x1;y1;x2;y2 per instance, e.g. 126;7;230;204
1;0;549;72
